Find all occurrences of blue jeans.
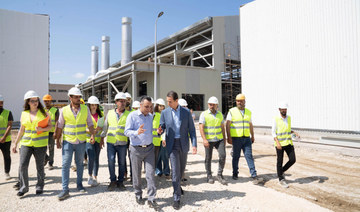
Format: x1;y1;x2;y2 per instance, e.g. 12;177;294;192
156;145;170;175
232;137;257;177
107;143;127;183
62;141;86;192
86;142;101;177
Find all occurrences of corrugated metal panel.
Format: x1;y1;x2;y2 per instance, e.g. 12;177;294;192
240;0;360;132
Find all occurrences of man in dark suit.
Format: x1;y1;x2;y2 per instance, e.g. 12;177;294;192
157;91;197;210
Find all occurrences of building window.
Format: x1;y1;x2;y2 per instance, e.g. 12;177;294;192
182;94;204;111
49;89;56;92
138;81;147;97
58;89;68;93
58;100;69;103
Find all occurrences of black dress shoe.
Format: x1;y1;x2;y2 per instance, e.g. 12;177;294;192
13;183;20;190
180;187;184;195
232;175;238;180
173;200;181;210
148;200;160;211
136;197;145;205
36;190;43;195
17;191;25;197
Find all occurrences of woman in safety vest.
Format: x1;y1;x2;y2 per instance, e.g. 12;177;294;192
12;90;52;196
153;98;170;178
86;96;104;186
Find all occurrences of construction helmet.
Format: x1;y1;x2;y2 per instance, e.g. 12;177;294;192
43;94;52;101
68;87;83;97
155;98;165;106
114;92;127;101
24;90;39;100
87;96;100;105
132;100;140;108
178;98;188;107
278;101;288;109
208;96;219;104
236;94;245;100
125;92;132;99
0;95;4;101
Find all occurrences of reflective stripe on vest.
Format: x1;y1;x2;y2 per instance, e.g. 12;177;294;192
152;112;161;146
0;109;12;142
203;110;223;140
86;112;104;143
275;116;293;146
106;110;129;143
45;107;57;133
62;104;88;143
20;110;49;147
229;107;251;137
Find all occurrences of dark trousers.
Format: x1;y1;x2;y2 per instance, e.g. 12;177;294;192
154;146;160;167
169;138;187;201
205;139;226;176
19;146;47;192
276;144;296;181
45;132;55;166
0;141;11;173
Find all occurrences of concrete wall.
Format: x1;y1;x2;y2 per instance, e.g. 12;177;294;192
158;64;220;117
240;0;360;132
0;9;49;121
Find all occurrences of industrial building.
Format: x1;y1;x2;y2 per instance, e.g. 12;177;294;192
240;0;360;133
49;83;74;107
0;9;49;122
79;16;241;116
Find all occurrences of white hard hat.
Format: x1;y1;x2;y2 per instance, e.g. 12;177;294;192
208;96;219;104
151;97;154;104
114;92;126;100
87;96;100;105
132;100;140;108
155;98;165;106
125;92;132;99
24;90;39;100
278;101;288;109
68;87;83;97
178;98;188;107
0;95;3;101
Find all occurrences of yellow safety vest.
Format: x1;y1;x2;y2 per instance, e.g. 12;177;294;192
275;115;293;146
203;110;224;140
229;107;251;137
86;112;104;143
106;109;129;144
152;112;161;146
45;107;57;133
20;110;49;147
0;109;12;142
62;104;88;143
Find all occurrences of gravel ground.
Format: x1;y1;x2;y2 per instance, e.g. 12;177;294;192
1;123;357;212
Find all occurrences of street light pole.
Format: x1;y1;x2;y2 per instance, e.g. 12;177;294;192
154;11;164;101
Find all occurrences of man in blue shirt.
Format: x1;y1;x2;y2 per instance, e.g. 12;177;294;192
124;96;159;211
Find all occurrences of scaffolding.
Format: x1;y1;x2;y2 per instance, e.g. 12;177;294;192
221;40;241;115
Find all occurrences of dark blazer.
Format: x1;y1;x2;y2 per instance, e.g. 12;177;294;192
159;105;197;154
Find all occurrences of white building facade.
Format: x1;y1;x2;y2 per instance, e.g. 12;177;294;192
0;9;50;122
240;0;360;132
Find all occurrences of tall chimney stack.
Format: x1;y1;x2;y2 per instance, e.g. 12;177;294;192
101;36;110;70
121;17;132;66
91;46;99;76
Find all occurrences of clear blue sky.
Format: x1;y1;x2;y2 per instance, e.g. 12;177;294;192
2;0;253;85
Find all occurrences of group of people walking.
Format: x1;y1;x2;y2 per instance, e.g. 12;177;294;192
0;88;299;211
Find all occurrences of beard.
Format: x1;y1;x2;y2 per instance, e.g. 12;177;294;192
126;102;130;107
281;111;287;117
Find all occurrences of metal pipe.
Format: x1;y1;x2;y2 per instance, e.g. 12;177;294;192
121;17;132;66
91;46;99;76
154;11;164;100
101;36;110;70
